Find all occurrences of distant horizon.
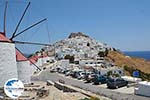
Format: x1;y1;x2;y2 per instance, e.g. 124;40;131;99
24;51;150;60
24;50;150;55
123;50;150;52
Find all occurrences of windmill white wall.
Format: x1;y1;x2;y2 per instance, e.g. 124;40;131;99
0;42;18;87
17;61;34;84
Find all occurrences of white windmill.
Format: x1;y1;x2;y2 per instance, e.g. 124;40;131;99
0;1;50;86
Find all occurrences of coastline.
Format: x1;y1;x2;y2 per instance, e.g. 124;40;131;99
123;51;150;61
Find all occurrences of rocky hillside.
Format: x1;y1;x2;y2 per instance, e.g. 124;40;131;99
68;32;89;38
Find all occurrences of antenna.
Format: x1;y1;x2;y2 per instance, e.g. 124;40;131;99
10;2;30;40
3;1;8;36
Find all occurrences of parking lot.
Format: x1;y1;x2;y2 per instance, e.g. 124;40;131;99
58;73;135;95
33;70;150;100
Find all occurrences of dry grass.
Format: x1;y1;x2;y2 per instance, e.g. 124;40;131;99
106;51;150;74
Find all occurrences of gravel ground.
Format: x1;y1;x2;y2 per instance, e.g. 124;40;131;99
20;81;88;100
32;70;150;100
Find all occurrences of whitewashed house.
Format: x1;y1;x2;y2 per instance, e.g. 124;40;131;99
57;59;69;69
135;81;150;97
79;59;104;67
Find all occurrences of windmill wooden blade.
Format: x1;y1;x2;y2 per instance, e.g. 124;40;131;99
10;2;30;40
13;40;51;46
11;18;47;40
3;1;8;35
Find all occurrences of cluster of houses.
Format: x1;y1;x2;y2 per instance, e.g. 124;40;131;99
53;58;124;76
44;32;124;76
52;32;114;60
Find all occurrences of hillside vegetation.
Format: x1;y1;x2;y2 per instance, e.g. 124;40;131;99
106;51;150;80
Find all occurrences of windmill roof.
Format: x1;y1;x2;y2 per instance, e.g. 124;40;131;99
0;32;10;41
0;32;27;61
29;55;38;64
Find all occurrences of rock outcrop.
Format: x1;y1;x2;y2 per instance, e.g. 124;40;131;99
68;32;89;38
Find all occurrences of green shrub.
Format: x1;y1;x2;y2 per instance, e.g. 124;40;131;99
64;55;74;63
80;98;90;100
90;96;100;100
107;71;113;76
124;65;150;81
80;96;100;100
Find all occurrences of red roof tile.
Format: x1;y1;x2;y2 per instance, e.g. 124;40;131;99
28;55;38;64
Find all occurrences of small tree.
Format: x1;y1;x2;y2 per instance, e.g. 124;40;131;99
90;96;100;100
98;51;105;57
107;71;113;76
105;48;109;56
64;55;74;63
113;73;120;77
98;48;109;57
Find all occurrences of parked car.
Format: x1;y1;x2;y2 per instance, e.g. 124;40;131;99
93;75;108;85
50;69;56;73
64;70;71;76
71;71;80;78
107;78;128;89
85;72;96;83
77;72;86;80
84;72;91;81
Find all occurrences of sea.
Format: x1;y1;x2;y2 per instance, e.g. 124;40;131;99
124;51;150;61
24;51;150;60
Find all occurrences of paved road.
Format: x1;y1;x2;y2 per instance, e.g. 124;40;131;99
32;70;150;100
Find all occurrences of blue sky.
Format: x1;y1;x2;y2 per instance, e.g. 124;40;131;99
0;0;150;53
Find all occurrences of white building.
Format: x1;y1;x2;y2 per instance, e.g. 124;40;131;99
121;76;141;83
135;81;150;97
36;56;55;67
57;59;69;69
79;59;104;67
